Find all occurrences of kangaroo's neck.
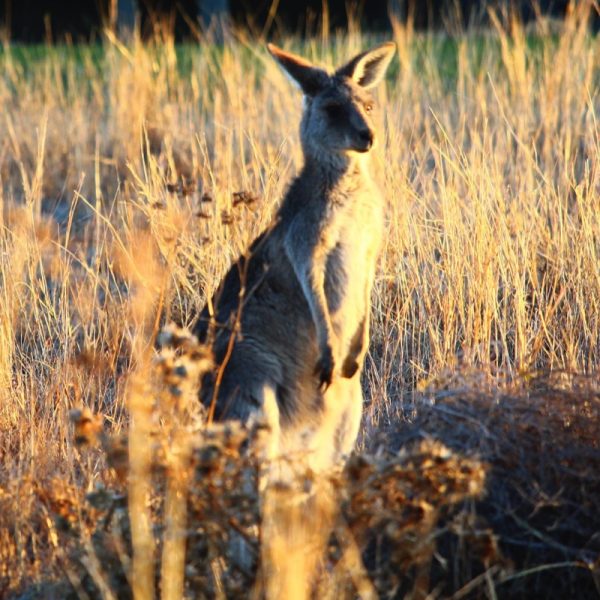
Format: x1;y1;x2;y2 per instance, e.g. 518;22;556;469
302;151;370;191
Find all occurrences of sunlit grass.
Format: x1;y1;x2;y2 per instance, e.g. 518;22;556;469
0;4;598;596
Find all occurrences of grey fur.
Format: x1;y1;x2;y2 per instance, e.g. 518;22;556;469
195;42;396;469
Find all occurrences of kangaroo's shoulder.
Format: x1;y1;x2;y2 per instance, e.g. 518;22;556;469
275;168;323;227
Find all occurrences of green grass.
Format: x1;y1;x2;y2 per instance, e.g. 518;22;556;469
0;29;577;90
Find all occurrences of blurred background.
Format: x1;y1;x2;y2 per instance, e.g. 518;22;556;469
1;0;594;42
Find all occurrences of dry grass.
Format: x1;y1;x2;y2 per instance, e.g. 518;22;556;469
0;4;599;598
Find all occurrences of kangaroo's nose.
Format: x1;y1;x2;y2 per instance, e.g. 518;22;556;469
358;129;374;150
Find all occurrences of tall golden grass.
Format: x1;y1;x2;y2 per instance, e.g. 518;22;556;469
0;3;598;597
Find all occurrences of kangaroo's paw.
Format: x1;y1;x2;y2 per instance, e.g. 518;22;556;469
341;355;360;378
314;346;335;391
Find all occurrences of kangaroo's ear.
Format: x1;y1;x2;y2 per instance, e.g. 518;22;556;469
268;44;329;96
335;42;396;89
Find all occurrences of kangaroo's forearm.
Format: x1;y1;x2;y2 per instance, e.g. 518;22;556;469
341;262;375;376
284;230;334;349
294;256;334;348
347;313;368;359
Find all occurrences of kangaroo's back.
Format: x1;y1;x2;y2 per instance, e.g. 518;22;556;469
195;42;395;469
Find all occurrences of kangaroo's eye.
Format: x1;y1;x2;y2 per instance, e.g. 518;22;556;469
324;103;343;119
364;103;374;114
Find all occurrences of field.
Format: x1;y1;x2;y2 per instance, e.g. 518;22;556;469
0;5;599;599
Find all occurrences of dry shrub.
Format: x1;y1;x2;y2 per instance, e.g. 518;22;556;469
56;422;489;599
8;366;599;599
377;370;600;598
36;327;488;600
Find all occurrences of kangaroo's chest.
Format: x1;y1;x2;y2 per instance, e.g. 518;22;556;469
324;187;384;313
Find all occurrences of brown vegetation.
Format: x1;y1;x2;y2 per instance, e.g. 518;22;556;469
0;3;598;598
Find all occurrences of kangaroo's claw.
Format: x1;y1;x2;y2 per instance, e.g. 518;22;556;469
314;347;334;391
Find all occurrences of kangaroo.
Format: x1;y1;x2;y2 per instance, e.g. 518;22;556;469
195;42;395;470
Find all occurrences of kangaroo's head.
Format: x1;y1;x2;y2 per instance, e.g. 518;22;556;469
268;42;396;163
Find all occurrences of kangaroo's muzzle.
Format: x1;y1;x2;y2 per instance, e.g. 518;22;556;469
353;129;374;152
